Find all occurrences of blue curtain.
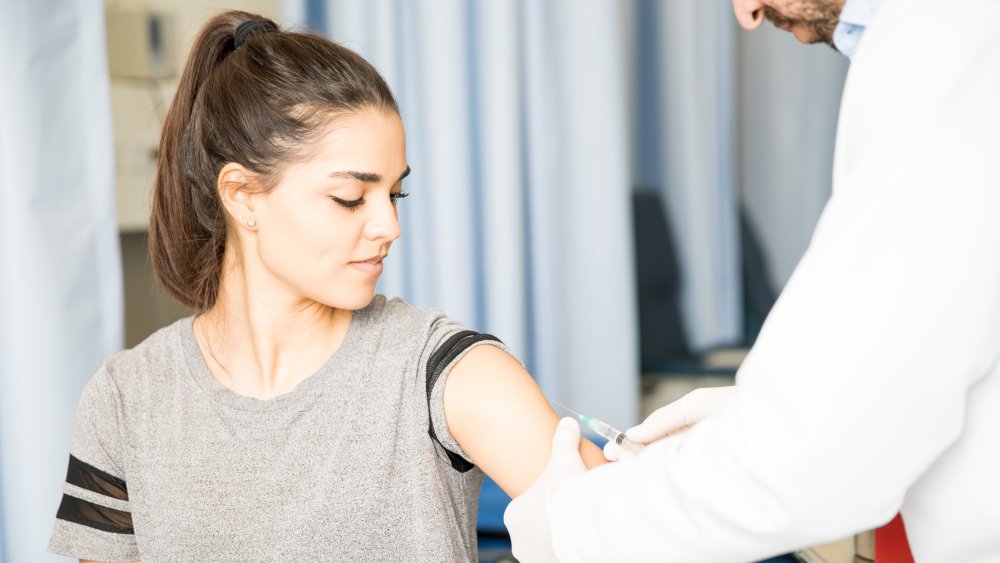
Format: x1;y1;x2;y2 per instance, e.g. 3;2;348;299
0;2;122;561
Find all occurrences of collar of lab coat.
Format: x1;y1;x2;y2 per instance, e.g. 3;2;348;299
833;0;889;59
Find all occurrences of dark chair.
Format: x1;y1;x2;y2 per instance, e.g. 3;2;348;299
632;190;693;371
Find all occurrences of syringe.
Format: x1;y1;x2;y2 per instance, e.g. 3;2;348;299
550;400;646;456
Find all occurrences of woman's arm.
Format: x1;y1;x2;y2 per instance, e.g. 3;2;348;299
443;345;608;497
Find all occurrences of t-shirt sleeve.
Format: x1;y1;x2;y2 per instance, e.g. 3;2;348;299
420;314;523;471
48;365;140;562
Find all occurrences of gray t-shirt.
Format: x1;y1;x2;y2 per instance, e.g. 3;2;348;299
48;296;508;562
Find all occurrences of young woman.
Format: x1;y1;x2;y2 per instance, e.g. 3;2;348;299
48;10;605;562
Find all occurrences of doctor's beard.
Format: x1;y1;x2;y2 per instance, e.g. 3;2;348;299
763;2;843;49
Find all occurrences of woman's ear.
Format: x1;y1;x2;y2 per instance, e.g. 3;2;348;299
217;163;258;228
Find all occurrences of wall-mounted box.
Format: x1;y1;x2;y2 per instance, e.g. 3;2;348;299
106;8;178;79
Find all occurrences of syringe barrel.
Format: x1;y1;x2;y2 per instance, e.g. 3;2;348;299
584;417;646;455
584;417;617;439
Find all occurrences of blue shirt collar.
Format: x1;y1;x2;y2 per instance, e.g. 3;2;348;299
833;0;889;59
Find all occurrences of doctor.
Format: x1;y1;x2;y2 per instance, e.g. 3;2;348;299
504;0;1000;561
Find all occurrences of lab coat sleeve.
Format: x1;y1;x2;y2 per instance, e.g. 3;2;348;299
548;1;1000;561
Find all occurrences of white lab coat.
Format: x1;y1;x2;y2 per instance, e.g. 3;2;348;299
548;0;1000;561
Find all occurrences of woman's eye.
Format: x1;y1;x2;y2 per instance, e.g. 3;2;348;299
329;196;364;209
390;192;410;204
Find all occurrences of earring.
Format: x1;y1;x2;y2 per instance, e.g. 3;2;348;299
247;218;257;228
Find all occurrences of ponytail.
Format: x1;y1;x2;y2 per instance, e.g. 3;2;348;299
148;11;398;312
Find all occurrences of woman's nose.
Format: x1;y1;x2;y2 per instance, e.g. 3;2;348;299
733;0;766;30
364;199;401;242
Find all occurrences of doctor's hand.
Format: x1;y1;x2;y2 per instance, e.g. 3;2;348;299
503;417;586;563
604;385;737;461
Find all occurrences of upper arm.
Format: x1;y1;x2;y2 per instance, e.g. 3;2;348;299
50;369;139;561
442;344;607;498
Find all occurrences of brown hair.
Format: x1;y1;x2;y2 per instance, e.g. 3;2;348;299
149;10;398;312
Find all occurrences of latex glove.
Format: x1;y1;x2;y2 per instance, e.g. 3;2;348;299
504;417;587;563
604;385;737;461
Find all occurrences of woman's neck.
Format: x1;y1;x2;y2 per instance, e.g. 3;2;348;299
193;255;352;400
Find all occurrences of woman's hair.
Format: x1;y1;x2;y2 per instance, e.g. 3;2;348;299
149;10;398;312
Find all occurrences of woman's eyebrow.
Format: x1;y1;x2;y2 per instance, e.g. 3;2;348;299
328;166;411;184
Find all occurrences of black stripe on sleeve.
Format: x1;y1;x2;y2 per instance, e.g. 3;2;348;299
56;493;134;534
426;331;503;473
65;454;128;501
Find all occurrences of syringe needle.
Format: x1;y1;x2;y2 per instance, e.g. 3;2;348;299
549;398;585;419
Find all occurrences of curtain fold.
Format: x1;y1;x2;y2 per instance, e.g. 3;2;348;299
536;0;638;421
0;2;122;561
475;1;528;360
653;0;744;352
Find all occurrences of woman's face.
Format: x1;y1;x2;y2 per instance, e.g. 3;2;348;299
248;107;408;311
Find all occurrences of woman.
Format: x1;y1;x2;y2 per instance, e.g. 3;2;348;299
48;10;605;562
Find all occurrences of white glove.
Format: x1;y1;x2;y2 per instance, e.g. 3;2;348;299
504;417;587;563
604;385;737;461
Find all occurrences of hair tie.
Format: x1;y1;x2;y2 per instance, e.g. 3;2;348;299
233;19;277;48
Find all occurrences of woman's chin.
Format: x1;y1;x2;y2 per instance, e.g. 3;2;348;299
318;287;377;311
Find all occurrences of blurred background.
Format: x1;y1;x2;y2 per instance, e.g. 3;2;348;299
0;0;848;561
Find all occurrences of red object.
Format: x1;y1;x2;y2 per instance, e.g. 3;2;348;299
875;513;915;563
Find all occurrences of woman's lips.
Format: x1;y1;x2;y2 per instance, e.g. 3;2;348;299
351;258;383;276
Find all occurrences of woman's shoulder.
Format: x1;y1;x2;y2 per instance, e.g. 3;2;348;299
365;294;447;328
98;316;194;397
363;295;467;347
